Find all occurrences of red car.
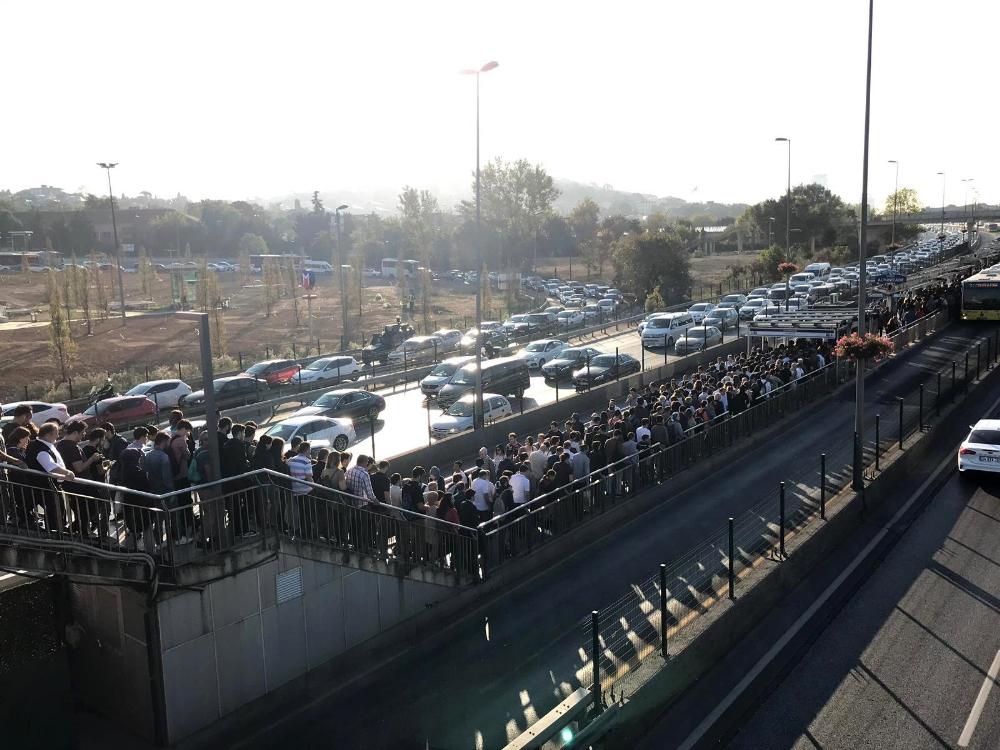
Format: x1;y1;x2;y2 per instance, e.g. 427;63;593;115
70;395;158;427
243;358;302;386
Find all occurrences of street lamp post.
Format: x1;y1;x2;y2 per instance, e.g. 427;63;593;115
97;162;127;325
937;171;946;234
334;204;349;350
775;137;791;255
461;60;499;430
888;159;899;246
768;216;775;247
853;0;874;492
178;312;221;482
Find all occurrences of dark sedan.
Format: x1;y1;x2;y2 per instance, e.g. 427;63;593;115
571;353;641;388
541;346;602;381
179;376;269;409
291;388;386;422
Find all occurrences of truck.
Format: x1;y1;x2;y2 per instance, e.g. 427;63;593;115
362;320;416;366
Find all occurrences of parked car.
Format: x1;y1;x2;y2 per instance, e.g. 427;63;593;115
180;375;269;409
1;400;70;427
420;355;476;397
541;346;602;381
516;339;568;370
291;388;385;422
123;379;192;410
431;329;463;352
556;309;585;327
296;356;361;385
430;393;513;440
719;294;748;307
581;304;603;322
674;326;723;354
571;353;640;388
243;358;301;386
596;298;618;315
702;308;738;332
387;335;444;366
69;395;157;427
687;302;716;323
502;314;532;336
265;415;355;452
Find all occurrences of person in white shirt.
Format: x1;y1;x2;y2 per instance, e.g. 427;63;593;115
509;464;531;506
793;360;806;380
635;420;652;445
470;469;495;522
25;422;75;534
528;445;548;480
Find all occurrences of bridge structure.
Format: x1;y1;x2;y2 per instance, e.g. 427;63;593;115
832;206;1000;229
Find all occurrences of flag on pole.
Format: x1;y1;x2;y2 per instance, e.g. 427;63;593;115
301;270;315;290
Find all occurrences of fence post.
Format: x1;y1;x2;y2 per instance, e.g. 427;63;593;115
778;481;786;558
238;351;243;370
727;518;735;599
590;610;603;716
659;563;668;657
178;362;183;380
875;414;880;471
898;397;904;449
23;385;28;400
68;378;74;400
292;342;297;359
919;383;924;431
145;365;150;381
936;372;942;417
820;453;827;520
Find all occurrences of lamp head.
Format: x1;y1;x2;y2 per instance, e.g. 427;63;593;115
774;137;789;143
336;204;349;211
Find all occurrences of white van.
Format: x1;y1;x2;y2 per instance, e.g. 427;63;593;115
789;272;817;285
803;262;831;278
640;312;695;349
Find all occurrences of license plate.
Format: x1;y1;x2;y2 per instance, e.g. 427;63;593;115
979;456;999;463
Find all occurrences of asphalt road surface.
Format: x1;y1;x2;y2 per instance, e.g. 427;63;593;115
723;468;1000;750
232;326;991;750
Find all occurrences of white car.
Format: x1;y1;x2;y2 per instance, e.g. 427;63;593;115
688;302;716;323
597;298;618;315
431;329;463;351
430;393;512;440
517;339;568;369
296;356;361;385
638;312;670;335
124;379;192;410
556;309;585;327
1;400;70;426
958;419;1000;474
264;415;356;452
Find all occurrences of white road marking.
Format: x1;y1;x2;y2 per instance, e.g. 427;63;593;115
0;570;27;582
958;648;1000;747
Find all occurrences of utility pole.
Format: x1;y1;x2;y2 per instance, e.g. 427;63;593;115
98;162;127;325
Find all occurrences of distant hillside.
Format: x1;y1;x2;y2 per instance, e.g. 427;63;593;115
553;179;748;222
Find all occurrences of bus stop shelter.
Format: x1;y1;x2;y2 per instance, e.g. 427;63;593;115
747;309;858;351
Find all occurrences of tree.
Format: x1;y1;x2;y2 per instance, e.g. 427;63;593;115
196;257;209;311
68;211;96;254
285;259;301;327
139;249;154;299
262;258;280;317
92;262;109;318
612;230;691;305
73;254;93;335
882;187;921;217
460;158;560;269
594;215;643;278
399;186;440;327
750;245;794;283
567;198;600;270
237;233;267;285
60;263;76;328
207;271;226;357
644;288;666;312
47;270;76;382
743;183;853;251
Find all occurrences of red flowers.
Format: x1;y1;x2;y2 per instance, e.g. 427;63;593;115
834;332;894;362
777;261;799;275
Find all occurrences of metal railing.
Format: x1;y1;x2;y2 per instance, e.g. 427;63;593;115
0;465;479;583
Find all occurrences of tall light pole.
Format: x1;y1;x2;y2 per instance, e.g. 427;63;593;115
461;60;499;430
961;178;974;213
768;216;775;247
937;171;946;234
775;138;791;256
888;159;899;246
334;204;349;350
97;162;127;325
177;312;221;482
852;0;874;492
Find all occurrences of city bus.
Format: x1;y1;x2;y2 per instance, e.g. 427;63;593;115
961;263;1000;320
381;258;420;279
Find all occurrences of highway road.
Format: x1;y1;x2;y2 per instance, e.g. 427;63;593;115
231;322;991;750
723;468;1000;750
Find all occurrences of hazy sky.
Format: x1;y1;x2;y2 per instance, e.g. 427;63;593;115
4;0;996;210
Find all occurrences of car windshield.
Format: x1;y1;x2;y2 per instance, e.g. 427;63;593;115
313;394;342;408
369;334;383;345
446;401;474;417
125;384;149;395
265;423;297;441
451;367;476;385
684;330;707;339
648;318;670;329
690;304;712;312
429;362;459;377
509;316;528;323
82;404;98;416
969;430;1000;444
561;349;586;359
527;315;548;324
590;355;616;367
245;362;271;375
305;359;333;371
525;342;547;352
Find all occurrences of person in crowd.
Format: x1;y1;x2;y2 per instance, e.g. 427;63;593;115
388;473;403;507
286;441;314;538
346;455;377;505
2;404;33;445
471;468;494;523
370;460;391;504
127;426;149;452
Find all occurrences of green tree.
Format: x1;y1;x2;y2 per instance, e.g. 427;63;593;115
644;288;666;312
743;183;853;251
47;270;76;382
750;245;795;283
285;259;301;326
60;262;76;326
237;232;267;285
68;211;96;253
92;262;109;319
73;255;93;335
611;230;691;305
262;258;280;317
882;187;921;216
568;198;600;274
399;186;440;327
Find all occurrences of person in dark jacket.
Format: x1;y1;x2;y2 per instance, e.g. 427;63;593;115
221;424;252;537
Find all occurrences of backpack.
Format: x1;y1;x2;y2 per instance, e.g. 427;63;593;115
187;453;202;484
